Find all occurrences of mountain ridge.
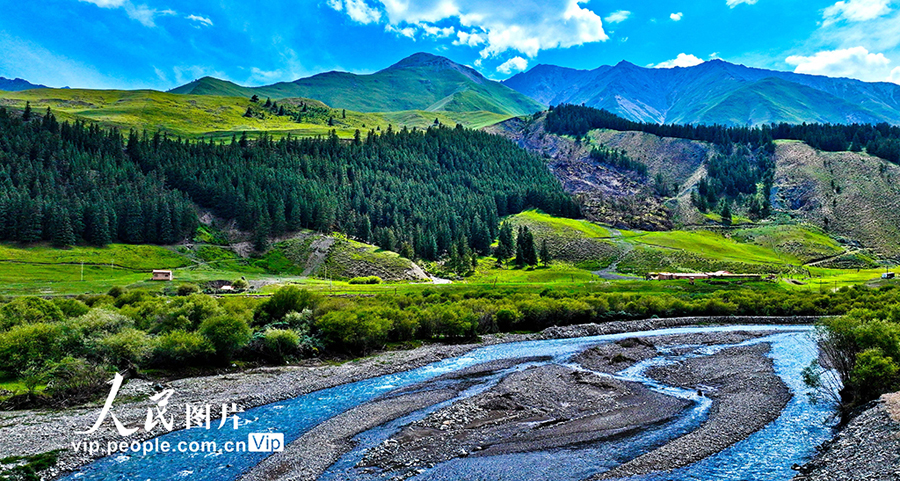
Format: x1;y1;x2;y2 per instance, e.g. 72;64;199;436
170;52;542;116
0;77;51;92
503;59;900;126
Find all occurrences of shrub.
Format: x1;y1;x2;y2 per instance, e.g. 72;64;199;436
52;298;90;318
107;286;127;298
254;286;320;325
349;276;382;285
283;309;314;332
231;279;249;290
177;283;201;296
851;348;899;400
495;309;521;332
77;294;115;308
0;322;64;372
0;297;65;330
155;294;224;332
152;330;213;367
316;309;392;353
43;357;110;403
98;328;155;367
261;329;300;364
200;315;252;363
68;308;133;337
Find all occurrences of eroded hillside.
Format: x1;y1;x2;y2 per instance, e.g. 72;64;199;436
487;115;716;230
488;114;900;259
773;141;900;257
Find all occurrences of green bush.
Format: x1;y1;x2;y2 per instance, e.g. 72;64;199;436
155;294;224;332
283;309;314;332
177;283;201;296
348;276;382;285
316;309;393;353
852;348;899;399
231;279;249;290
0;297;65;330
68;308;133;337
107;286;127;298
254;286;320;325
43;357;110;402
0;322;64;372
152;330;214;367
52;298;90;318
200;315;252;363
262;329;300;364
98;328;155;367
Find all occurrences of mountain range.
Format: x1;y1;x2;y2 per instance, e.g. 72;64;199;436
170;53;542;116
0;77;50;91
503;59;900;126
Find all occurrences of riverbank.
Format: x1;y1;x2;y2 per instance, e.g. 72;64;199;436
0;316;817;479
339;332;786;481
792;392;900;481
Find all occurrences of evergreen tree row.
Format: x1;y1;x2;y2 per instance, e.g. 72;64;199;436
0;107;579;258
545;104;900;163
0;107;197;246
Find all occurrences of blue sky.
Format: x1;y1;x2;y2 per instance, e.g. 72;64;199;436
1;0;899;90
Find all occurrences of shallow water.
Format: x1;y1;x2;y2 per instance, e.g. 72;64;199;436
63;325;834;481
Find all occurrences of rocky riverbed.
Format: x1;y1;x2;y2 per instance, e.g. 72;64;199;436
792;391;900;481
347;332;786;481
0;316;824;480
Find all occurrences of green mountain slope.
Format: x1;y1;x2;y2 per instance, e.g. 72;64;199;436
682;78;885;126
0;88;511;139
504;59;900;126
171;53;544;116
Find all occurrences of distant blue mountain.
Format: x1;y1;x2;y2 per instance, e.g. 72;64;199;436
502;59;900;126
0;77;51;92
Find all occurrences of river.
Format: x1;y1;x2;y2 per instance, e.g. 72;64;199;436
64;325;836;481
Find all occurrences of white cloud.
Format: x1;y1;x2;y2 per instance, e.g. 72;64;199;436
78;0;126;7
249;67;284;83
670;12;683;21
653;53;704;68
385;24;416;39
785;46;891;81
454;30;485;46
726;0;758;7
823;0;891;25
330;0;608;59
604;10;630;24
77;0;175;27
327;0;382;24
496;56;528;74
420;23;455;37
186;14;213;27
891;66;900;83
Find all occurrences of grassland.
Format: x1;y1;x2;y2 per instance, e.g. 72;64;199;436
0;210;886;298
0;89;511;140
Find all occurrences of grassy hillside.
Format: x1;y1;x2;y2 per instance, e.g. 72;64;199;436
503;210;620;268
0;89;511;139
773;141;900;257
171;53;543;116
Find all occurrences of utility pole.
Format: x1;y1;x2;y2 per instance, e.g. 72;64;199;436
81;260;84;282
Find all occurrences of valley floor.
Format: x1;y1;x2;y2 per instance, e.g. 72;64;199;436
0;316;830;480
